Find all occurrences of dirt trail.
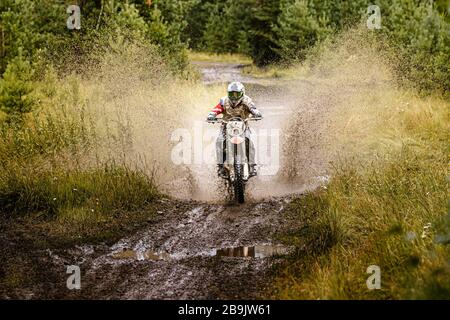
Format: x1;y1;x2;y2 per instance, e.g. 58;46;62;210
6;63;323;300
49;197;303;299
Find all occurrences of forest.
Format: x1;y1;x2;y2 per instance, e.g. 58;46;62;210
1;0;449;120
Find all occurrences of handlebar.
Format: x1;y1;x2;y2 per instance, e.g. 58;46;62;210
206;116;263;124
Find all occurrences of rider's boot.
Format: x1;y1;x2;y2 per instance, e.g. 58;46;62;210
217;164;227;178
249;164;257;177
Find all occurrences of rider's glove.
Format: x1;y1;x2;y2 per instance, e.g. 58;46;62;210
251;109;262;118
207;112;217;121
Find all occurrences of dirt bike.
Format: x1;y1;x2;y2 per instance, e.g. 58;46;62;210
207;116;262;203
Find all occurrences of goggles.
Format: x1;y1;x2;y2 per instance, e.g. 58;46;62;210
228;91;243;100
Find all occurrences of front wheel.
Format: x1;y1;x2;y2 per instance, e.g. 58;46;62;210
234;163;245;203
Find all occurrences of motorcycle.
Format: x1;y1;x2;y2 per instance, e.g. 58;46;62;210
207;116;262;203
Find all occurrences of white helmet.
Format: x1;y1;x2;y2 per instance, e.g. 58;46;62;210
227;81;245;105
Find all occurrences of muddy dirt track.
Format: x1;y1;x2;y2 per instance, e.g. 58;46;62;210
49;197;304;299
1;62;326;299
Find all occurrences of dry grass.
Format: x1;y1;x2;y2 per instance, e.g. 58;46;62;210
187;50;252;64
241;63;308;79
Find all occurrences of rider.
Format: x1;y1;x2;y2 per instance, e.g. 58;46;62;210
206;81;262;178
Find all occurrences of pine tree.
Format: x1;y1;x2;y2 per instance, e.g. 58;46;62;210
0;54;37;116
247;0;282;66
273;0;323;62
203;3;230;53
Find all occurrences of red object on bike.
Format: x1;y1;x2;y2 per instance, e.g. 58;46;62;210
211;102;224;115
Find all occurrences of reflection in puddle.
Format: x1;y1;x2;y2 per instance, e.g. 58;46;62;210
215;245;288;258
111;245;289;261
143;250;171;261
112;249;137;260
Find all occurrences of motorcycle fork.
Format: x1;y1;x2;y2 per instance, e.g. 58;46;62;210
227;140;248;181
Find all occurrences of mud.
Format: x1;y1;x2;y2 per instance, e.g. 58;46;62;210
3;197;301;299
87;198;303;299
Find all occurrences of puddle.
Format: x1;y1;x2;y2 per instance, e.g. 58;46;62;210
214;245;289;258
192;62;253;85
111;245;289;261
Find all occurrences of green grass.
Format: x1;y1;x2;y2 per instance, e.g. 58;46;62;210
0;163;159;217
270;90;450;299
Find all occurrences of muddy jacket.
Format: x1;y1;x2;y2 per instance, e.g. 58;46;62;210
210;95;260;120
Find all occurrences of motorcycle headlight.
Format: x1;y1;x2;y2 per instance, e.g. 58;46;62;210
230;136;245;144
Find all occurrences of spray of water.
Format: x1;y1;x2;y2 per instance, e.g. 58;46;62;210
60;28;398;202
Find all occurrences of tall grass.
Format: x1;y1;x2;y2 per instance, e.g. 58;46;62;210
271;87;449;299
0;102;160;218
0;162;159;216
